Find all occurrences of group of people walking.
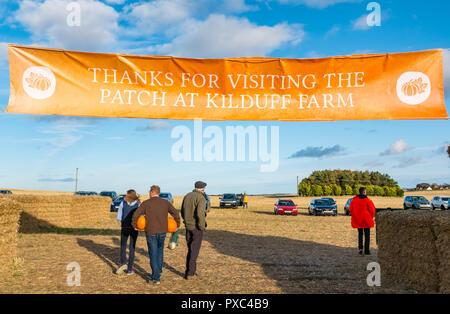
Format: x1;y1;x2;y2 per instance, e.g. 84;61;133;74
116;181;208;284
116;183;376;284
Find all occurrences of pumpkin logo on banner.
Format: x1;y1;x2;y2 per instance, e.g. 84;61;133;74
22;66;56;100
396;72;431;105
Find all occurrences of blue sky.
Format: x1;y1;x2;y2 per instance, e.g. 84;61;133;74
0;0;449;195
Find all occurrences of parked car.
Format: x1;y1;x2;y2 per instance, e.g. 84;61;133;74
220;193;238;209
159;192;174;204
0;190;12;194
403;196;432;210
273;199;298;216
99;191;118;199
75;191;98;196
308;198;338;216
344;198;353;216
430;196;449;210
110;194;125;212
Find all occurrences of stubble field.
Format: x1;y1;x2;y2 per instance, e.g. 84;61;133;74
0;190;444;294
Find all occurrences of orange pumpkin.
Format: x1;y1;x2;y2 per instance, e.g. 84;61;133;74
168;217;177;233
136;216;146;230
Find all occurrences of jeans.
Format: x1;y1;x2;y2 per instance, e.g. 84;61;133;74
120;228;138;271
146;233;166;281
358;228;371;253
243;202;248;209
185;229;203;276
169;229;180;246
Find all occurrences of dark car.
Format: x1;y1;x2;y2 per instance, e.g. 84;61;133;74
99;191;118;199
308;198;338;216
220;193;238;209
159;192;174;204
110;194;126;212
344;198;353;216
0;190;12;194
75;191;98;196
403;196;431;210
274;199;298;215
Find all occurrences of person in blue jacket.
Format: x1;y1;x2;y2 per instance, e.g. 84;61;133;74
116;189;140;275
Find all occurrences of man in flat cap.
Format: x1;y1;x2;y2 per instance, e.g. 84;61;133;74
181;181;207;279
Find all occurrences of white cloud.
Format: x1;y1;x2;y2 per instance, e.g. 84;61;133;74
380;139;412;156
152;14;304;58
352;14;369;30
276;0;361;9
14;0;120;51
219;0;257;13
124;0;194;37
394;156;422;168
136;121;173;131
104;0;126;4
324;25;340;38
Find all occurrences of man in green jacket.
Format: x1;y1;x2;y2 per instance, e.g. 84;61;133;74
181;181;207;279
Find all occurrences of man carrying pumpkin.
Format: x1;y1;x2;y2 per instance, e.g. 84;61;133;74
349;187;376;256
131;185;180;284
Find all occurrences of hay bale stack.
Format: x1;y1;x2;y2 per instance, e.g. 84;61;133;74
4;195;110;231
10;195;73;232
376;210;450;293
0;198;23;272
70;196;111;225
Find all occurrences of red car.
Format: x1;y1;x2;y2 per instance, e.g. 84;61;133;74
274;199;298;215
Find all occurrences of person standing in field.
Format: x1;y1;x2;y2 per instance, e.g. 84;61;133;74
349;187;376;256
116;189;140;275
243;193;248;209
131;185;180;284
181;181;207;280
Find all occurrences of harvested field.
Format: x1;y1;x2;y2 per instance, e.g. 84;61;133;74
0;190;446;294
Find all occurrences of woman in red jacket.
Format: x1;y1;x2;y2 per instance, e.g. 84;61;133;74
349;187;376;255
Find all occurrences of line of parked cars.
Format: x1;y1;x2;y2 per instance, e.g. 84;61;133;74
0;189;13;194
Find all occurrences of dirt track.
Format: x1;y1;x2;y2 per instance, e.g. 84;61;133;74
0;194;419;294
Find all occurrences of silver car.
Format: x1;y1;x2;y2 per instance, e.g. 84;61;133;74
430;196;449;210
403;196;432;210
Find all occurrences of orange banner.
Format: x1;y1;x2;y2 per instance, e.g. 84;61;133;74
6;44;447;121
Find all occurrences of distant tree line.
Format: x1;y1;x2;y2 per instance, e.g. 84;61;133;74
298;170;404;197
415;183;450;190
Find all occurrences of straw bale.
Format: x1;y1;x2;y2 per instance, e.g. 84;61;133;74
376;210;450;293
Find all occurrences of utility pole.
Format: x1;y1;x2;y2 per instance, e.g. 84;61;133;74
296;176;299;195
75;168;78;193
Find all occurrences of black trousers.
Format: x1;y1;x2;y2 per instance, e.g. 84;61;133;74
358;228;370;253
185;229;203;276
120;228;138;270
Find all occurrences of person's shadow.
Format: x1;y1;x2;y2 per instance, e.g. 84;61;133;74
202;230;377;293
76;238;150;282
